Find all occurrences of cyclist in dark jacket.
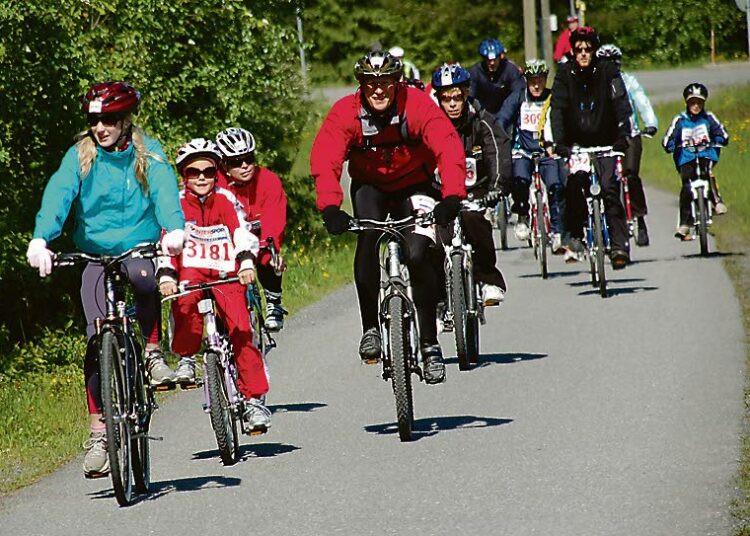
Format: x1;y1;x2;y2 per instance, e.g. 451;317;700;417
432;63;511;306
469;38;526;117
550;27;633;269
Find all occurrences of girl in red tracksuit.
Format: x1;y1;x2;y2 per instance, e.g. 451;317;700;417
215;127;288;332
157;138;271;432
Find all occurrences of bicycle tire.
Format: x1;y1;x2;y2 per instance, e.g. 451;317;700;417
464;268;480;366
593;199;608;298
205;352;239;465
388;296;414;442
697;189;709;256
450;253;471;371
536;188;548;279
497;201;509;250
127;336;150;494
99;330;134;506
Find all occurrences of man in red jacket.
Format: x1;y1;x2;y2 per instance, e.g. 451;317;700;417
310;50;467;384
157;138;271;433
216;127;289;332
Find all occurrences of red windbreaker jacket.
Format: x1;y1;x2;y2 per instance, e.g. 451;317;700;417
310;84;467;210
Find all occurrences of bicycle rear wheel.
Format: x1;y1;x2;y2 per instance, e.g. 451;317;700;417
496;200;509;250
205;352;239;465
536;189;548;279
99;330;134;506
697;190;709;256
450;253;471;371
593;200;608;298
127;336;150;494
387;296;414;442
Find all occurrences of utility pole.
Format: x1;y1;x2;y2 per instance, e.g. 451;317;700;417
523;0;538;61
296;5;308;91
540;0;553;66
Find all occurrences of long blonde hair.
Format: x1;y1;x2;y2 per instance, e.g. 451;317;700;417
74;118;162;195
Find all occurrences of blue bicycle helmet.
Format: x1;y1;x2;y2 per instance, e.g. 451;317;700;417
479;38;506;60
432;63;471;90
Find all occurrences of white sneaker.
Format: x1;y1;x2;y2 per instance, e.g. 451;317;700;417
243;398;272;433
714;202;728;215
564;249;584;263
174;357;196;383
481;284;505;306
83;432;109;478
514;221;530;241
551;233;564;254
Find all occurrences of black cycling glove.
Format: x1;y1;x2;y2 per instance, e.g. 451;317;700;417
555;145;571;158
642;126;657;137
433;195;462;226
322;206;352;235
484;189;503;206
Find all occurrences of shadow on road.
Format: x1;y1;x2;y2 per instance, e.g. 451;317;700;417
445;352;547;367
518;270;582;279
682;250;745;260
87;475;242;503
568;277;646;288
192;442;300;462
578;282;658;297
365;415;513;440
269;402;327;414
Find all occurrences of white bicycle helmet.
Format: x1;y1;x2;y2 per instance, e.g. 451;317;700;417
216;127;256;158
175;138;222;171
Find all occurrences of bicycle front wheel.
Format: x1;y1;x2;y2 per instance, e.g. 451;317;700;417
496;200;509;250
450;253;471;371
205;352;239;465
127;336;151;494
536;189;548;279
387;296;414;442
593;199;608;298
99;330;134;506
697;191;709;256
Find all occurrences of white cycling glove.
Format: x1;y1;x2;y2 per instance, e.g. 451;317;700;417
26;238;54;278
161;229;186;256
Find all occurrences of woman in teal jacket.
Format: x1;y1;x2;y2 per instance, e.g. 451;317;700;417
26;81;185;478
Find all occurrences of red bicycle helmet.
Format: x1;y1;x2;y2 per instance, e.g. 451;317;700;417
569;26;600;49
82;81;141;115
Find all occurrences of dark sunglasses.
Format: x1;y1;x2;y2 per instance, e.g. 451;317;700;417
225;154;255;168
574;46;593;54
183;166;218;180
87;113;125;127
438;94;465;104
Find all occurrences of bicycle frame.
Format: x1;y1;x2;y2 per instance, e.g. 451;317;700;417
689;157;713;229
528;152;551;248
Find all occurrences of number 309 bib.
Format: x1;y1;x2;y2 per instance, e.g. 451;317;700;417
182;223;236;272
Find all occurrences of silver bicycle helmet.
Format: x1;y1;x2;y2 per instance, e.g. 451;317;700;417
216;127;256;157
175;138;222;171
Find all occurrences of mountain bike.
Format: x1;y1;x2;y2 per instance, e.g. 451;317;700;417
527;151;551;279
681;143;716;257
570;146;624;299
443;197;487;371
163;276;265;465
54;243;160;506
245;223;281;357
348;213;432;442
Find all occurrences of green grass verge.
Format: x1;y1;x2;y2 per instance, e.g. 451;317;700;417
641;84;750;534
0;99;355;496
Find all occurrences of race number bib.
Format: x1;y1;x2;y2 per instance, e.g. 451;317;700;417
681;124;710;146
182;223;236;272
410;194;437;243
465;157;477;187
568;153;591;174
520;101;543;136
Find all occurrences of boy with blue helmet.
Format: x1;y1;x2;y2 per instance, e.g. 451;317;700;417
662;83;729;239
469;38;525;116
498;59;565;253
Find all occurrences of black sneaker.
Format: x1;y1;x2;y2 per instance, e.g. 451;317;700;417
358;328;381;363
421;344;446;385
636;220;650;247
610;249;630;270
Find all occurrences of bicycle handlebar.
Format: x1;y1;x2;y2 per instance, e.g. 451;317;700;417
348;212;434;232
571;146;624;157
53;242;161;268
161;276;241;303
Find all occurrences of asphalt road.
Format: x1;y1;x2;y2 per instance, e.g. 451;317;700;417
0;186;745;536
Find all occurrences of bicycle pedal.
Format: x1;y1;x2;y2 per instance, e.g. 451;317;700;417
153;382;176;391
179;381;200;390
247;428;268;436
84;471;109;480
361;357;380;365
146;435;164;441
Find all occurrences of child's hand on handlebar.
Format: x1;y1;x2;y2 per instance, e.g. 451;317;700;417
270;254;287;273
159;281;178;296
238;267;256;286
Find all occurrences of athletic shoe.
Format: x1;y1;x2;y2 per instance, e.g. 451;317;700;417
264;302;287;332
636;220;650;247
610;249;630;270
243;398;272;433
174;357;196;383
481;284;505;306
514;216;530;241
358;327;382;363
564;238;584;263
714;202;728;215
551;233;565;254
146;349;175;386
436;300;453;333
421;344;446;385
83;432;109;478
675;225;691;240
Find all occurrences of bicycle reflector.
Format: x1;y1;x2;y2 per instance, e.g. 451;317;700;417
590;183;601;196
198;299;214;314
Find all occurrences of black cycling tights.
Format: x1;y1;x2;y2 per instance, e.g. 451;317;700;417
351;182;440;347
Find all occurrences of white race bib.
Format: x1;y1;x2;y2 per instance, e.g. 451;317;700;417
681;124;710;146
568;153;591;174
182;223;236;272
410;194;437;243
520;101;543;135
